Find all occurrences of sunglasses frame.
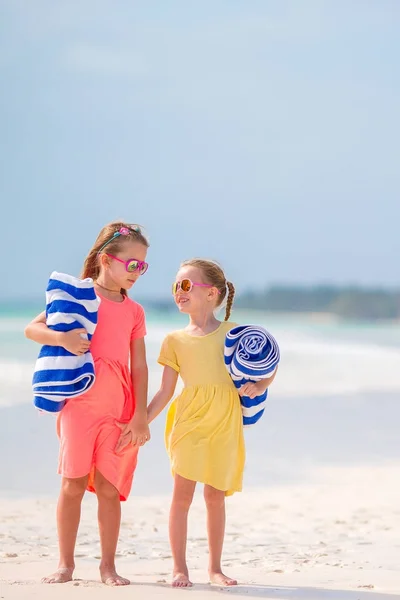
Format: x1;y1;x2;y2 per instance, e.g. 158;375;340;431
106;253;149;275
172;278;220;295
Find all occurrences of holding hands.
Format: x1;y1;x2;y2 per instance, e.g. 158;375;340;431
115;413;151;453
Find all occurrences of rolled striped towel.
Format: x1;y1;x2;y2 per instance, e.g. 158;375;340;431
224;325;280;427
32;272;100;413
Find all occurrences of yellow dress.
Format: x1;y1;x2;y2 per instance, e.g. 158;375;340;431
158;321;245;496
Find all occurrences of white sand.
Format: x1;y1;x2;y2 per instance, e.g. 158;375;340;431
1;464;399;599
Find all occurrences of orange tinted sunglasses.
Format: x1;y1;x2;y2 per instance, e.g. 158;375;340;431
172;278;221;295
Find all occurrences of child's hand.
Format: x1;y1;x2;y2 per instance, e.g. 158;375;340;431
239;380;267;399
239;371;278;399
59;329;90;355
130;416;151;447
115;416;150;453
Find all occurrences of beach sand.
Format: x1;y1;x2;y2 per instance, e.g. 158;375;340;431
1;464;399;599
1;315;400;599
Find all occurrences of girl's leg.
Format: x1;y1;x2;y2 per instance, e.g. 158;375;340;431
42;475;88;584
204;485;237;586
94;470;129;586
169;474;196;587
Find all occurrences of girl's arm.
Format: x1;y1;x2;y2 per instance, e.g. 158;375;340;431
147;366;178;424
115;337;149;453
24;312;90;355
239;367;278;399
130;337;148;423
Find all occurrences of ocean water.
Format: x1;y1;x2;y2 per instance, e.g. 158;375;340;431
1;306;400;409
0;306;399;497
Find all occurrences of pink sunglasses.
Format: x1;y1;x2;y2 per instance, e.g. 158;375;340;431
106;253;148;275
172;278;220;295
98;226;149;275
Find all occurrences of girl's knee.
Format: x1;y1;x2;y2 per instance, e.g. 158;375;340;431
172;477;196;511
61;476;87;498
204;485;225;508
95;472;119;500
173;489;194;511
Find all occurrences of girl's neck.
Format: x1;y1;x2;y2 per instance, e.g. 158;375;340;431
96;271;121;292
95;273;124;302
186;313;220;335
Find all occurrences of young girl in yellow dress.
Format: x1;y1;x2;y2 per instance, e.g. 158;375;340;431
147;259;276;588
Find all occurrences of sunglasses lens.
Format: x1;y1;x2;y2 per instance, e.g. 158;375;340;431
139;262;148;275
127;260;139;272
172;282;178;295
180;279;192;293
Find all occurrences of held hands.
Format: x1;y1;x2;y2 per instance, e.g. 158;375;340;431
59;329;90;356
115;414;151;454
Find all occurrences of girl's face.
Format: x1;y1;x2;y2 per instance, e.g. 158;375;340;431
101;240;148;290
173;265;219;315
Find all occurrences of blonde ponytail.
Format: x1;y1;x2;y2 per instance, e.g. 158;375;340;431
224;281;235;321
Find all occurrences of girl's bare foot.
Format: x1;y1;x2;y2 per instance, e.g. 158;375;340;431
172;571;193;588
41;567;74;584
100;565;130;586
209;571;237;586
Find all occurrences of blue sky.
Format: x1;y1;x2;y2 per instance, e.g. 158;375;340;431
1;1;399;300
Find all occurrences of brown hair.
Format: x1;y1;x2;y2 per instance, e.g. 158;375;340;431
181;258;235;321
81;221;149;296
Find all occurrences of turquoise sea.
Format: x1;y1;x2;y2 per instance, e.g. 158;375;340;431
0;304;399;498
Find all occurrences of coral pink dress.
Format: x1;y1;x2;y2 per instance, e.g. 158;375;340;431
56;292;146;501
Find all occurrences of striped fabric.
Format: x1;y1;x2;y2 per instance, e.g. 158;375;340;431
224;325;280;427
32;272;100;413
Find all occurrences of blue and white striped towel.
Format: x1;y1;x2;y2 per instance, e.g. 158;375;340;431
32;272;100;413
224;325;280;427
